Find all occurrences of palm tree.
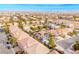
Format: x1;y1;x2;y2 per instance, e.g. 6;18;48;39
9;16;14;25
48;37;56;49
17;15;27;29
18;20;23;29
73;16;76;20
45;18;48;24
48;33;56;49
2;22;9;33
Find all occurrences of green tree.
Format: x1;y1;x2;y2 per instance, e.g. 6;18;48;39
68;30;77;36
73;16;76;20
30;26;35;30
68;32;74;36
18;20;23;29
73;41;79;51
49;32;55;37
29;20;32;24
37;25;43;30
18;16;26;24
2;22;9;33
45;18;48;24
9;37;17;44
60;34;65;38
60;23;66;29
43;25;48;29
30;26;39;31
73;30;77;35
49;36;56;49
9;16;14;25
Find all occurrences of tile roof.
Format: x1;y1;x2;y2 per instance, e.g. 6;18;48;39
9;25;50;54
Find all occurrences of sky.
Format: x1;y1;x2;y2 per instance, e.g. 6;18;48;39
0;4;79;11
